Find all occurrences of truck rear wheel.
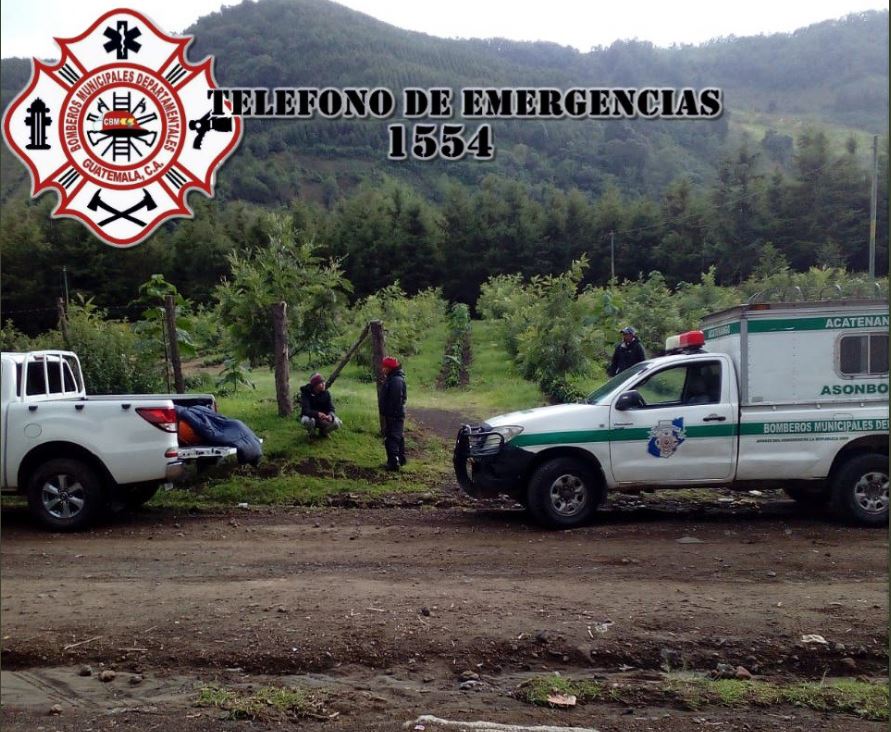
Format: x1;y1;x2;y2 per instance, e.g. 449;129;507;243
830;454;888;526
27;458;104;531
526;457;599;529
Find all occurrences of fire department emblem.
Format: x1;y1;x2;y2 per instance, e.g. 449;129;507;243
647;418;687;458
2;9;242;247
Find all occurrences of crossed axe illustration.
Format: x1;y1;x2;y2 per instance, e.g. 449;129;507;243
87;190;157;227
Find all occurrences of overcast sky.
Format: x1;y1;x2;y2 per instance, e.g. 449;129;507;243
1;0;887;58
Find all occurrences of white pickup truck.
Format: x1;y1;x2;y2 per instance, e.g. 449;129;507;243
455;300;889;528
1;350;235;530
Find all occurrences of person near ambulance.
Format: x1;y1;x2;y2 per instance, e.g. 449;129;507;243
607;326;647;377
299;373;342;438
380;356;407;470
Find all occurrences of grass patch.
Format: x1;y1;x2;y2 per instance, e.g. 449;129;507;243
410;320;544;416
196;684;330;721
152;319;542;510
518;674;889;721
515;675;602;705
690;677;888;720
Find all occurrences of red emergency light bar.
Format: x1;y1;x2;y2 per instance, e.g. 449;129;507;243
665;330;705;353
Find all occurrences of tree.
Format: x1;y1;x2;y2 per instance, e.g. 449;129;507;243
131;274;196;392
216;214;351;366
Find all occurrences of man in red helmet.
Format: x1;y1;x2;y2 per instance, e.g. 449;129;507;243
380;356;407;470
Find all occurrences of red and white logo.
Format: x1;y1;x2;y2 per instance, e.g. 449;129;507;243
2;8;242;247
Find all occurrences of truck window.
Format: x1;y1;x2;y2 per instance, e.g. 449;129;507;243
47;360;63;394
637;366;686;405
62;355;80;392
586;361;650;405
62;360;77;392
839;334;888;377
636;362;722;407
25;361;47;395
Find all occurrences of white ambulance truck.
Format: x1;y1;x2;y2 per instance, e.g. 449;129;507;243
454;300;889;528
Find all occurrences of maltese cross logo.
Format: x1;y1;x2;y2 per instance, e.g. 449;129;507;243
2;9;242;247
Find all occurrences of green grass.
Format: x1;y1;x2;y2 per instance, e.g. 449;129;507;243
410;320;544;417
153;319;543;509
518;674;888;722
515;675;602;705
670;676;888;720
197;684;329;721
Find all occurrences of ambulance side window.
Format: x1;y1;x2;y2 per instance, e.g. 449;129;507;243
839;333;888;377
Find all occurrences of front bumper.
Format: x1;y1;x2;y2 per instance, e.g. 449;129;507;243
453;424;535;499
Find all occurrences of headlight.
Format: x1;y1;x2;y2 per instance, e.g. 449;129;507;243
491;425;524;443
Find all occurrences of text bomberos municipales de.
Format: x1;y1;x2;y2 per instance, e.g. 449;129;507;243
208;86;723;161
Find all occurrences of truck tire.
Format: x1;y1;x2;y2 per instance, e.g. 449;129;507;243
526;457;599;529
830;454;889;526
27;458;104;531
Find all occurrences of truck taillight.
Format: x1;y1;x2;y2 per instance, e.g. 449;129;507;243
136;407;177;432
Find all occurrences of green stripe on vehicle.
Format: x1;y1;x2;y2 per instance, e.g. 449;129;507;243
704;314;887;337
513;430;612;447
703;322;741;339
513;423;738;447
511;418;886;448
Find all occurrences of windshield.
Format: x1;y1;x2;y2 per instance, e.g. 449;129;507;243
585;361;651;405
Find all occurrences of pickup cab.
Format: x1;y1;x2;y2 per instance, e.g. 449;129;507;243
455;300;889;528
1;350;235;530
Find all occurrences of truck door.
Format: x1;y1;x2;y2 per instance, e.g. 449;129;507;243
609;359;737;483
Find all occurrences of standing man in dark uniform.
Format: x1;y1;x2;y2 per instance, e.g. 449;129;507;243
607;326;646;377
380;356;407;471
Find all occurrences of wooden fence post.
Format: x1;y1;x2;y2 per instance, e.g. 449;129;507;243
325;323;370;389
369;320;386;435
56;297;71;349
165;295;185;394
272;301;292;417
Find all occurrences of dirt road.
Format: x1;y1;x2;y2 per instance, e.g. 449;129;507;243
1;495;887;731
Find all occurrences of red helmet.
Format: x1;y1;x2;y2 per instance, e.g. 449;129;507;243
381;356;400;370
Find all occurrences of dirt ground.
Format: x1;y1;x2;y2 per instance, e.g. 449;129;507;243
2;484;888;731
1;407;888;731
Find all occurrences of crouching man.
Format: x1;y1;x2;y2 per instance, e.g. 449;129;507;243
299;373;342;438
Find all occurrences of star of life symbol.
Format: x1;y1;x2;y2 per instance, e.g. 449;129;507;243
2;9;242;247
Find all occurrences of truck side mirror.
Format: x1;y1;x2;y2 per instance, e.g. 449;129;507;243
615;390;645;411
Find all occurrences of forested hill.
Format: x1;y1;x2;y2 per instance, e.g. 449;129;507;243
1;1;887;204
0;0;888;335
187;0;887;130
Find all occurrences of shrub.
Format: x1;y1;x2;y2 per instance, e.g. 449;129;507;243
64;298;164;394
345;284;446;370
440;302;471;388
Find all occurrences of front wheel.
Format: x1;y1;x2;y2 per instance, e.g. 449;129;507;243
526;457;599;529
27;458;105;531
830;454;889;526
